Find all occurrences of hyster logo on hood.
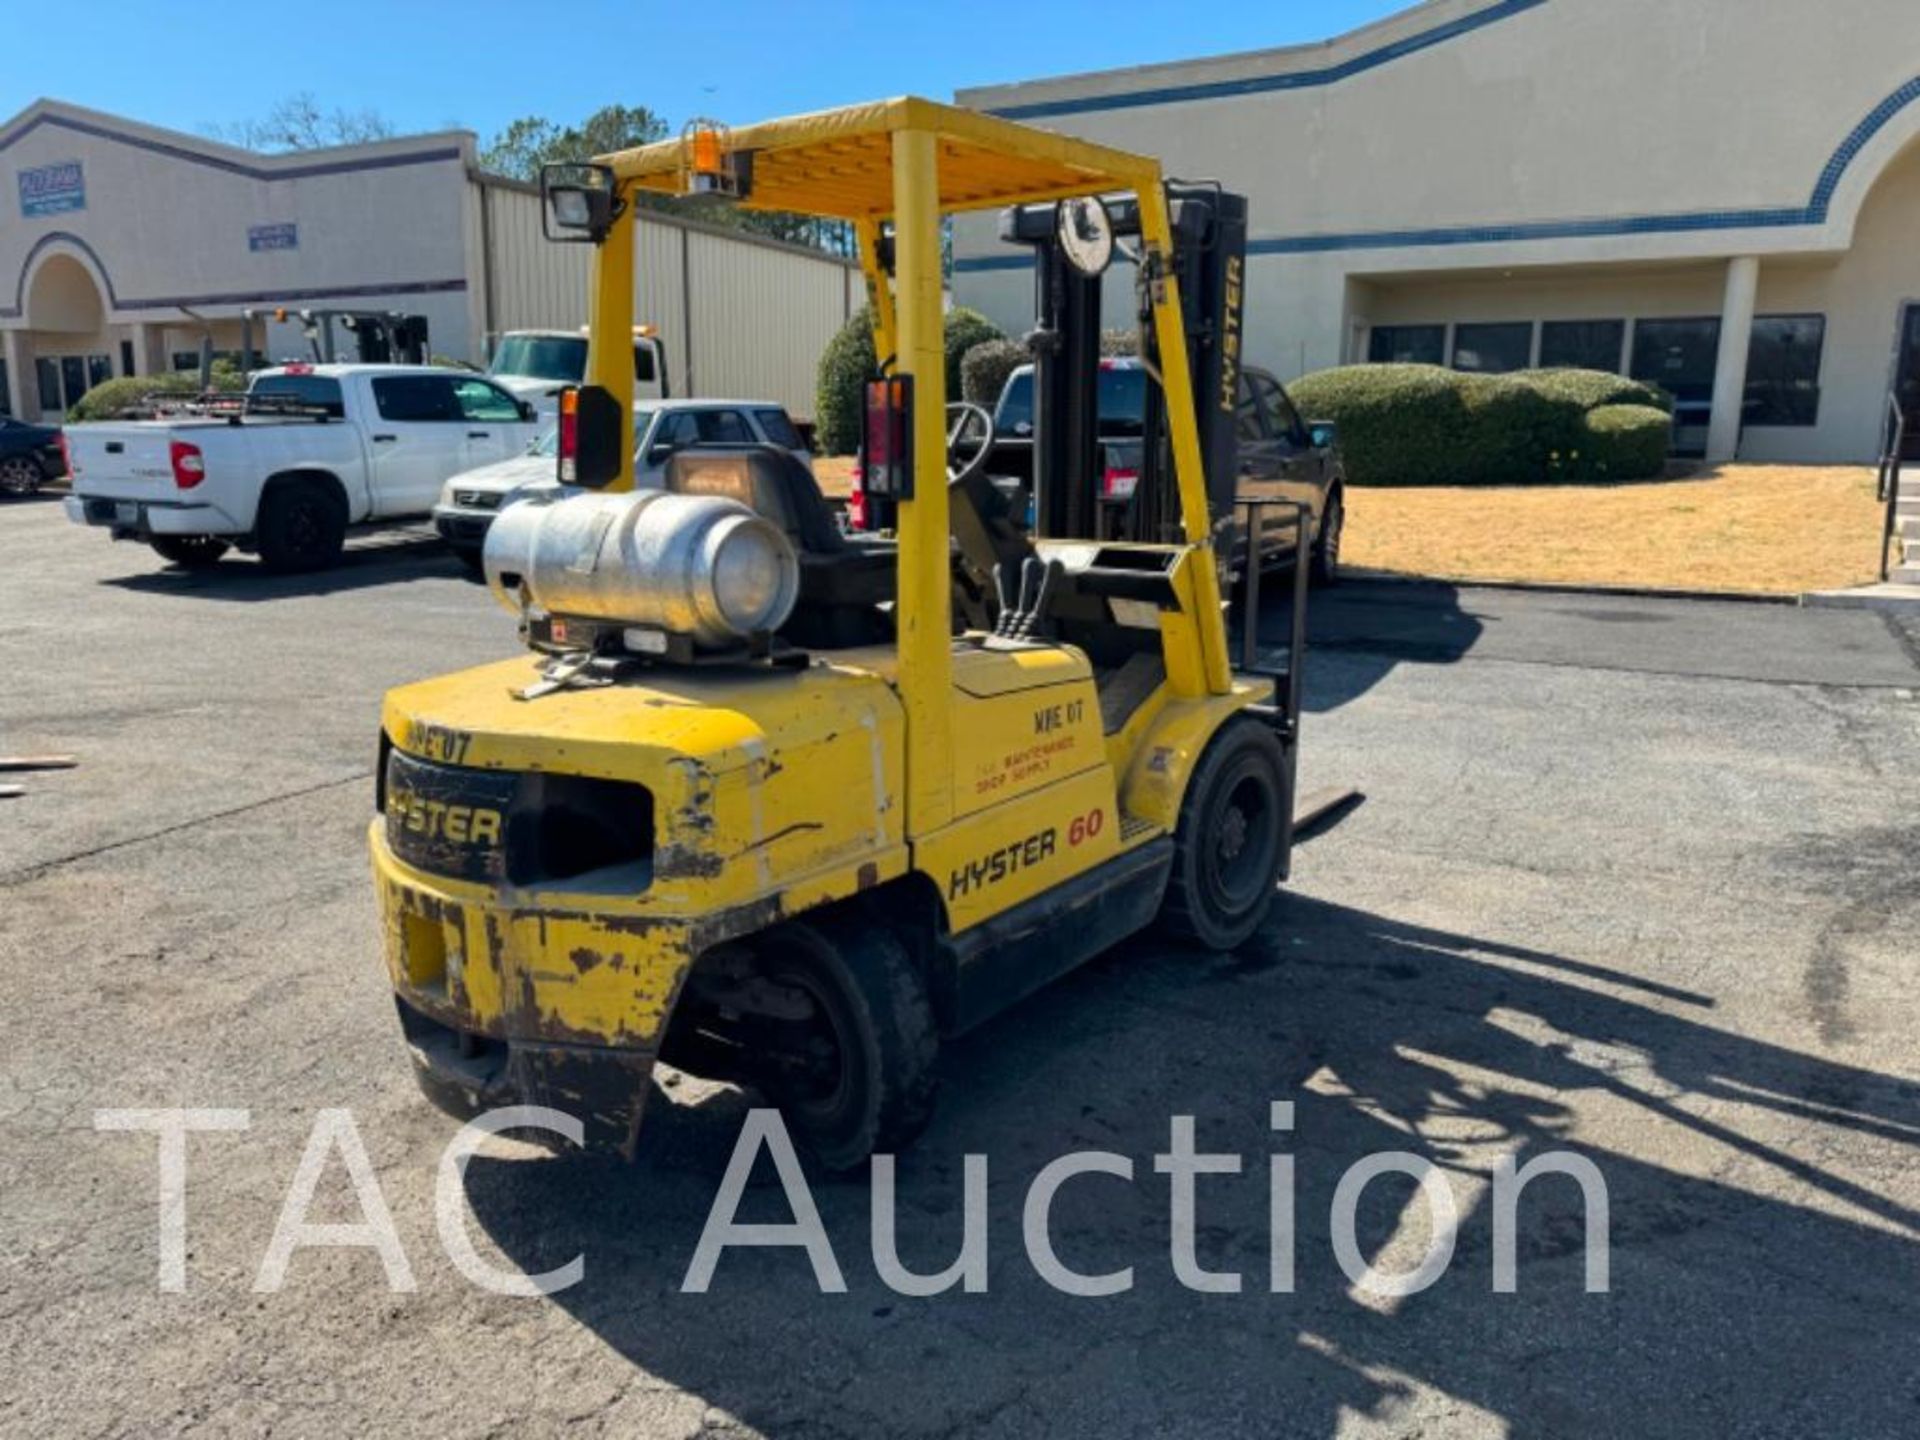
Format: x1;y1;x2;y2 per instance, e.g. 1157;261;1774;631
947;827;1057;901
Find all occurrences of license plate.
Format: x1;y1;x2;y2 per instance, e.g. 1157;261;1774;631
114;502;141;525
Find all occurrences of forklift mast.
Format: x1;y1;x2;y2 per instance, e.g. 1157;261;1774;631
998;184;1249;545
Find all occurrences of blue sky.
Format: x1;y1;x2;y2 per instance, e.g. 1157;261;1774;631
7;0;1408;147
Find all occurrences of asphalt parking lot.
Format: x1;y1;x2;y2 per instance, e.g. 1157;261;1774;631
4;497;1919;1438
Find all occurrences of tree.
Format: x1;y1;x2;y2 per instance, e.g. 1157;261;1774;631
206;93;393;151
480;105;855;260
479;105;669;181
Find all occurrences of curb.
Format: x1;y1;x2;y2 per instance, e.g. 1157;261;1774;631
1340;567;1799;606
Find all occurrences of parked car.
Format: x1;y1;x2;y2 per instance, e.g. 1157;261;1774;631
848;357;1346;581
63;364;541;573
0;415;65;497
432;398;817;569
486;328;671;419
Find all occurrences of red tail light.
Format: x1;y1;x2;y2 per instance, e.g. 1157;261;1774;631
169;440;205;490
57;432;75;478
1101;464;1138;500
557;388;579;483
847;467;867;530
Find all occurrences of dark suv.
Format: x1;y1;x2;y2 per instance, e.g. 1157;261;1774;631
993;358;1346;581
0;415;64;497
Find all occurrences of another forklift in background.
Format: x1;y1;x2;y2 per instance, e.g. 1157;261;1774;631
239;306;432;371
370;98;1322;1168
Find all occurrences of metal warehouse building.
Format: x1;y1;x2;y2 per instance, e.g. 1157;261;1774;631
955;0;1920;463
0;100;857;422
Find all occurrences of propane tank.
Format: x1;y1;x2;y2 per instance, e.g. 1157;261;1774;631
483;489;799;649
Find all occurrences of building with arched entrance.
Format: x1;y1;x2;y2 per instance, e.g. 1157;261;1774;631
954;0;1920;464
1;100;858;422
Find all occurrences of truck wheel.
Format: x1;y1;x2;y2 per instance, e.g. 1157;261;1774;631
149;536;230;569
752;916;938;1171
256;481;346;573
1312;490;1344;586
1159;717;1287;950
0;456;43;497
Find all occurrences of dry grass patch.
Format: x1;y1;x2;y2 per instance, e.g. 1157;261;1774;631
1344;465;1886;595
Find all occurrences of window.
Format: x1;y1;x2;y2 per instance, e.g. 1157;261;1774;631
119;340;134;378
36;358;59;411
1451;322;1532;374
698;409;753;444
490;334;586;384
651;408;754;452
1368;324;1445;365
1252;373;1306;443
1630;318;1721;406
752;408;803;449
453;378;523;423
1540;320;1626;372
633;343;657;385
1744;315;1824;427
0;358;10;416
250;373;345;417
372;374;460;422
87;354;112;388
60;357;86;408
1234;373;1266;442
994;371;1033;435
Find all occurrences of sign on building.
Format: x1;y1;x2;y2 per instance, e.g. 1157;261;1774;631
248;222;299;252
18;161;85;217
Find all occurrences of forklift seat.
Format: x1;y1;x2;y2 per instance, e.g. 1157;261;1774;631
665;447;895;646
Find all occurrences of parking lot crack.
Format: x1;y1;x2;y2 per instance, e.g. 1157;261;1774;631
0;770;373;887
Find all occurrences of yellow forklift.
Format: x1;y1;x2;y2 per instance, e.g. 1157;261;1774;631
371;98;1313;1168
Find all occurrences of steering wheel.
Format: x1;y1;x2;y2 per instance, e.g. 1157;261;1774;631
945;402;996;489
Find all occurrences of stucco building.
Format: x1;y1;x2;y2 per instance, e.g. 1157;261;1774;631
0;100;856;421
955;0;1920;463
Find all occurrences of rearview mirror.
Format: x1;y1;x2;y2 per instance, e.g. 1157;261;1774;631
517;400;537;423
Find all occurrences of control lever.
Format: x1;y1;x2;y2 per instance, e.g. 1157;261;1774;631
988;556;1063;642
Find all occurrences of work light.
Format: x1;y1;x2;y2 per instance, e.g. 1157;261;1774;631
541;163;622;243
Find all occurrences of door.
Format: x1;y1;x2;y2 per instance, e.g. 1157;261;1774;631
450;376;534;467
1238;372;1318;566
365;373;472;517
1894;305;1920;461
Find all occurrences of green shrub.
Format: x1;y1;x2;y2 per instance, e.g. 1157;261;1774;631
1288;363;1674;486
1519;367;1673;415
66;369;243;423
943;307;1004;399
1581;404;1672;481
961;338;1027;406
814;306;877;456
815;306;1010;454
1288;365;1476;486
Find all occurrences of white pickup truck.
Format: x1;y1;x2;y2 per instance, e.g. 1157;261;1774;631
487;328;670;419
64;364;542;572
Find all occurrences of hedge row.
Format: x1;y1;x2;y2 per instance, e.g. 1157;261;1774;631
67;368;245;423
1286;364;1673;486
814;306;1007;454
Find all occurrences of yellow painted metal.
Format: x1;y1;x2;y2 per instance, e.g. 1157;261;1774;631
585;199;637;490
598;97;1162;221
853;217;896;365
372;92;1278;1085
1135;184;1232;695
890;127;953;835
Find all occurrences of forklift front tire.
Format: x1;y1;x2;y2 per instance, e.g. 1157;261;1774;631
1158;718;1288;951
752;915;938;1172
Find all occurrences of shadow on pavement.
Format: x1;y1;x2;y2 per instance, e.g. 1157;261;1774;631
97;533;468;601
1245;578;1489;715
460;894;1920;1437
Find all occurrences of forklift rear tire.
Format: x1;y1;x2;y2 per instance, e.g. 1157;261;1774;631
1158;717;1287;950
753;916;938;1171
256;480;346;573
149;536;230;569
